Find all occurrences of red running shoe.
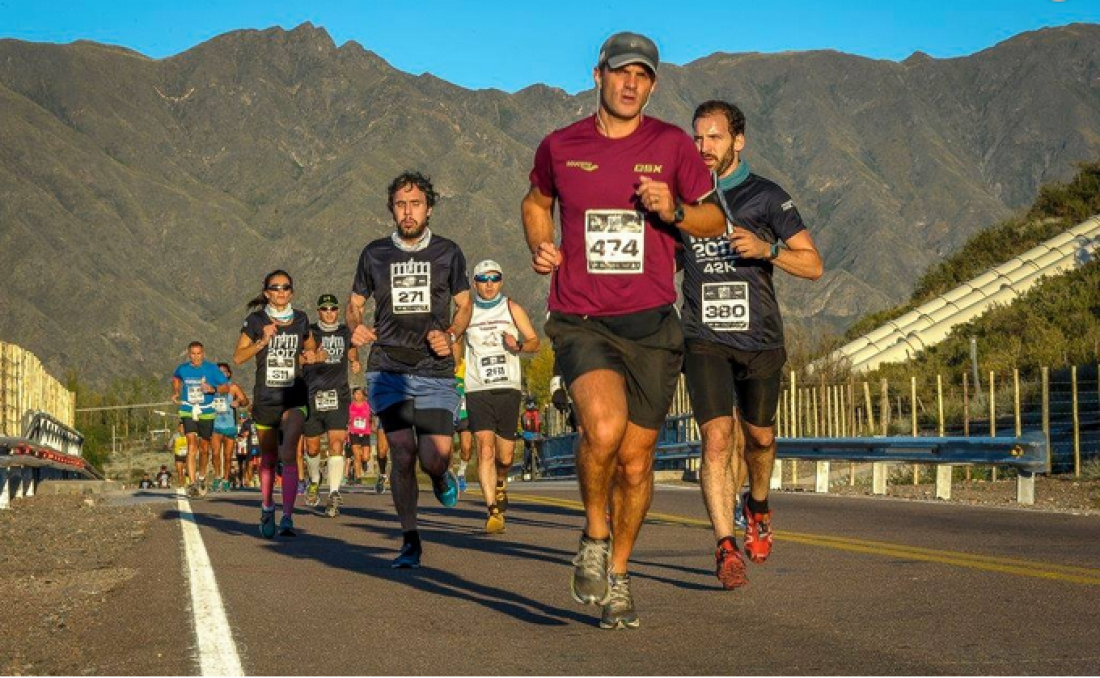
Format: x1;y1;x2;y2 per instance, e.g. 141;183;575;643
742;493;773;564
716;538;748;589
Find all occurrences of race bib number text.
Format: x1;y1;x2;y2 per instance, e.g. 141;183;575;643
585;210;645;274
391;261;431;314
315;390;339;412
702;282;750;331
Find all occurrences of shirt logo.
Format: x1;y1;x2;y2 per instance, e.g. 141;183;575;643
566;161;599;172
634;164;663;173
781;200;795;212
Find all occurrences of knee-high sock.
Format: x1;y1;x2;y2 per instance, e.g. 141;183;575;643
260;451;277;509
305;453;322;485
328;456;345;494
281;465;299;517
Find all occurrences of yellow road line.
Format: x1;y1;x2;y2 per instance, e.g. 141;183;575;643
502;491;1100;586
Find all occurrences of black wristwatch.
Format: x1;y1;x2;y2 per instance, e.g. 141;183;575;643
672;202;685;225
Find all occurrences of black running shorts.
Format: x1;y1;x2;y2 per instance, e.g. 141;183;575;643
349;433;371;446
182;417;214;440
466;389;522;440
304;396;350;437
683;340;785;427
545;306;683;430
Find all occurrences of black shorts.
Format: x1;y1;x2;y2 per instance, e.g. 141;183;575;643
545;306;683;430
455;417;469;433
252;403;309;429
349;433;371;446
466;389;522;440
182;418;214;440
304;395;350;437
377;401;454;437
174;453;188;464
683;340;785;427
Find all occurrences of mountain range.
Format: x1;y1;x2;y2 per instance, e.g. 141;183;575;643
1;22;1098;386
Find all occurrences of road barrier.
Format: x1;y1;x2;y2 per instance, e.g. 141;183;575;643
0;411;96;509
541;414;1049;505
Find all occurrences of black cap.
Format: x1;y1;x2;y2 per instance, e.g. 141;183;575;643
598;32;659;74
317;293;340;309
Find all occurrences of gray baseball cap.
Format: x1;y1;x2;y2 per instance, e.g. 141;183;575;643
598;32;659;74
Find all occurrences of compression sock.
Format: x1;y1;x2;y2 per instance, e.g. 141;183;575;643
259;452;277;508
403;530;421;549
281;465;299;517
457;461;468;477
305;452;322;485
328;455;345;494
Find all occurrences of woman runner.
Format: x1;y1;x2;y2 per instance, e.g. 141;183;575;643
233;270;320;538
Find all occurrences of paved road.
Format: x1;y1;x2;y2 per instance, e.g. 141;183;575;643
103;480;1100;675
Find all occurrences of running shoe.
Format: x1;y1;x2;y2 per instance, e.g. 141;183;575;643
186;483;202;499
599;572;640;630
198;476;208;498
734;494;747;531
570;535;612;605
457;474;468;493
278;515;296;537
325;491;342;518
495;482;509;513
391;542;422;569
375;475;386;495
716;538;748;590
259;505;277;539
432;470;459;508
485;505;505;534
296;480;306;496
742;493;773;564
306;482;320;507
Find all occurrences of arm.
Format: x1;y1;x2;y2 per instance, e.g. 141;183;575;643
348;345;361;375
233;327;272;366
347;292;378;347
522;185;562;274
231;383;250;409
171;376;181;405
428;290;473;357
504;300;540;354
728;228;823;281
636;177;725;239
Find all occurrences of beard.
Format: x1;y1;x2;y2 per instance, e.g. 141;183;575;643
396;217;429;241
708;146;737;177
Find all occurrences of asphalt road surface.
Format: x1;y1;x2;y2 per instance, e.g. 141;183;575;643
96;480;1100;675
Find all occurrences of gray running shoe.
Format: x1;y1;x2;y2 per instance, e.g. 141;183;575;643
599;572;640;630
186;483;202;499
198;476;208;498
325;490;342;518
259;505;277;539
570;536;612;605
375;475;386;495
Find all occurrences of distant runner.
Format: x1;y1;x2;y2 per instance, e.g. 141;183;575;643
171;341;230;498
302;293;361;517
168;423;188;488
522;32;724;629
684;100;823;588
452;352;473;492
233;270;319;538
348;171;473;568
211;362;250;492
462;259;540;533
348;387;373;492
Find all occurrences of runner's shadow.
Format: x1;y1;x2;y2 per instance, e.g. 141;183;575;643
190;511;597;627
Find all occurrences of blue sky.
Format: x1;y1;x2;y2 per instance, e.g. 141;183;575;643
1;1;1096;93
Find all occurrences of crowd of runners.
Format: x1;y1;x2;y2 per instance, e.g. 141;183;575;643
167;31;822;630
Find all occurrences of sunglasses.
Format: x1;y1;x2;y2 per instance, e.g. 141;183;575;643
474;274;503;283
319;306;339;312
266;284;292;292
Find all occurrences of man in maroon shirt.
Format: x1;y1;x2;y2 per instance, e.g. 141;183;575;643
522;32;725;630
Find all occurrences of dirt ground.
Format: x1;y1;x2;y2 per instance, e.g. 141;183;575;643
1;474;1097;675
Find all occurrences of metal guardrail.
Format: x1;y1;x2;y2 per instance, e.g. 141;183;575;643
540;415;1049;504
0;411;97;509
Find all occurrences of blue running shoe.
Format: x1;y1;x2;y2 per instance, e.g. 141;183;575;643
259;505;277;539
433;470;459;508
457;474;468;493
391;542;422;569
278;515;296;537
734;494;747;531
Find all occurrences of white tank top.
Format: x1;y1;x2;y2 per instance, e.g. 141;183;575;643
464;295;522;393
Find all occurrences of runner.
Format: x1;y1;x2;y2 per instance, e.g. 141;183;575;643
302;293;361;517
452;352;473;492
155;464;172;489
520;398;543;479
521;32;725;629
348;387;373;490
348;170;472;569
233;270;320;538
171;341;231;498
684;100;823;588
211;362;250;492
463;259;540;533
168;423;188;488
238;411;261;488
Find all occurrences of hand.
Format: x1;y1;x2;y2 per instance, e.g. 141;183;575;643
259;323;277;347
729;226;768;259
201;378;214;394
351;325;378;347
427;330;452;357
350;359;362;375
171;393;180;405
636;176;676;223
502;332;520;354
532;241;562;275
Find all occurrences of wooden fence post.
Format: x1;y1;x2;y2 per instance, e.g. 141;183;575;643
1073;365;1081;478
1042;366;1051;474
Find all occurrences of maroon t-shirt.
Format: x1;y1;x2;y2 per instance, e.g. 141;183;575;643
530;115;714;316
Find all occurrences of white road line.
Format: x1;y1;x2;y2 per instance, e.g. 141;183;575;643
177;493;244;676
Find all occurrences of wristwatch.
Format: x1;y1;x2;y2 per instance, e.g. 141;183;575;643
768;242;781;260
672;202;685;225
